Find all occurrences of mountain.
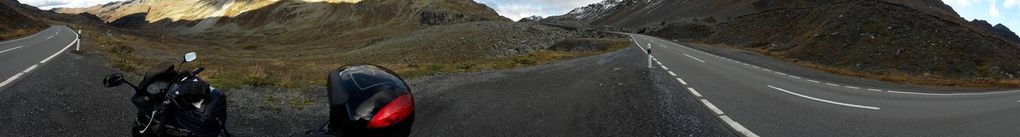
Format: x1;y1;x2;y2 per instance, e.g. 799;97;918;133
970;19;1020;44
0;0;48;40
54;0;510;44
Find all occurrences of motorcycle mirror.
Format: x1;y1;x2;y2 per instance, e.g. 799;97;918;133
103;73;126;87
183;52;197;63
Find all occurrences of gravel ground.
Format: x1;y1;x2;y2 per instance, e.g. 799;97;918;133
0;46;732;136
0;52;134;136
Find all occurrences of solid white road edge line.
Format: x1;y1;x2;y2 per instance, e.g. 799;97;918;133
719;116;760;137
40;39;77;64
768;85;880;110
700;99;724;115
0;46;23;54
676;78;688;85
682;53;706;63
687;87;702;97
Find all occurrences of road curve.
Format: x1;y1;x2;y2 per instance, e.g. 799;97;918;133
0;25;79;91
628;33;1020;136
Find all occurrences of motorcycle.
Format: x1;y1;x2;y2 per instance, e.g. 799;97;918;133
103;52;412;137
303;64;415;137
103;52;231;137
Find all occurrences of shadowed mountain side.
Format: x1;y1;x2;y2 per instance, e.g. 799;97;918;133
706;0;1020;86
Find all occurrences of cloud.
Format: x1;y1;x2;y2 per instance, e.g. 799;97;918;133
20;0;128;10
1007;0;1020;8
990;0;1002;17
476;0;602;20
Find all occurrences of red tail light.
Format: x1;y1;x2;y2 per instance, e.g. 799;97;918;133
366;93;414;128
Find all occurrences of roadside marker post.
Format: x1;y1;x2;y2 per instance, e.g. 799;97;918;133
647;43;652;68
76;29;82;51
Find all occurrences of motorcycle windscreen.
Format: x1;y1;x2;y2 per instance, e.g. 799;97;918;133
327;65;410;126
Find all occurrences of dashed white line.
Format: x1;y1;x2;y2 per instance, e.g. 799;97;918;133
845;86;861;89
659;65;669;70
687;87;703;97
45;35;54;39
668;71;677;76
807;80;821;83
719;116;760;137
789;76;802;79
763;69;773;72
826;83;840;86
700;99;724;115
0;72;24;88
767;85;881;110
752;66;761;69
867;89;883;92
0;46;23;54
776;72;788;76
682;53;706;63
676;78;688;85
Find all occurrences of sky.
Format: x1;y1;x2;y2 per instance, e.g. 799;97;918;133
17;0;1019;33
472;0;602;21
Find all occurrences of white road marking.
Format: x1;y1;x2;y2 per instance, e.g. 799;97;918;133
682;53;706;63
0;72;25;88
826;83;840;86
659;65;669;70
768;85;880;110
867;89;883;92
884;90;1020;96
23;65;38;73
668;71;677;76
0;46;23;54
700;99;724;115
40;38;78;64
687;87;702;97
763;69;773;72
719;115;760;137
776;72;787;76
807;80;821;83
845;86;861;89
676;78;688;85
46;35;54;39
789;76;802;79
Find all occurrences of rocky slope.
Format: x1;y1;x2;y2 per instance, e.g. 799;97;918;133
707;0;1020;81
0;0;48;40
971;19;1020;44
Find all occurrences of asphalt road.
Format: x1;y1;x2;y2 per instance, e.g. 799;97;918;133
407;47;732;136
627;33;1020;136
0;25;79;91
